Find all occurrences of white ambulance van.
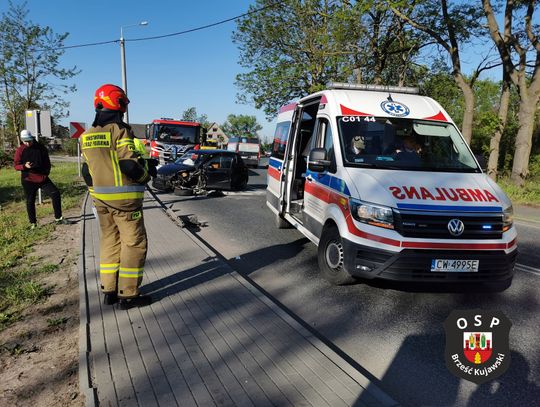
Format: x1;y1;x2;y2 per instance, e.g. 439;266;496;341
267;83;516;289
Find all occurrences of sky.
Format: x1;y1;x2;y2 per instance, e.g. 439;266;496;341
1;0;278;142
2;0;506;143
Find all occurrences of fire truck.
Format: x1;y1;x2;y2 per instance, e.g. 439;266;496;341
146;118;206;165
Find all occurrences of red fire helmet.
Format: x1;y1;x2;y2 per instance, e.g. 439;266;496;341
94;84;130;112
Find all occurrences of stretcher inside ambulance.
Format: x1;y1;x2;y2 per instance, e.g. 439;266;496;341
267;83;516;289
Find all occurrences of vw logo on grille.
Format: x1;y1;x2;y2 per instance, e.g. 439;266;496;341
448;219;465;236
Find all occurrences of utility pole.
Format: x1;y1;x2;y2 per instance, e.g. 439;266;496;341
120;21;148;124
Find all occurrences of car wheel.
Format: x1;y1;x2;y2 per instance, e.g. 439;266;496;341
231;173;248;191
238;177;248;190
317;225;355;285
174;187;194;196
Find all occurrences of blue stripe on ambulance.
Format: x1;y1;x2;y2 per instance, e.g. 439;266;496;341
306;170;351;196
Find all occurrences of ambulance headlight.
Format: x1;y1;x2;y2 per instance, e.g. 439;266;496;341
349;199;394;229
503;205;513;232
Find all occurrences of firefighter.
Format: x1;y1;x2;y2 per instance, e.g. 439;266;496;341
81;84;151;310
133;136;158;177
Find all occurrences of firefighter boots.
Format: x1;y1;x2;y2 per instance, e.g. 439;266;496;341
117;295;152;310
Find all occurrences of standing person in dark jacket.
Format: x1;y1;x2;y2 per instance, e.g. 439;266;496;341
13;129;70;228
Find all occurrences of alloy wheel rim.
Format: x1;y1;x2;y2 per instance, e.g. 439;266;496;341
325;240;344;271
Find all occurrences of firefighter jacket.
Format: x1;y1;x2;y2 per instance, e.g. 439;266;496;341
81;122;149;211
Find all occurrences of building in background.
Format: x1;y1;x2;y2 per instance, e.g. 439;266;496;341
206;122;228;148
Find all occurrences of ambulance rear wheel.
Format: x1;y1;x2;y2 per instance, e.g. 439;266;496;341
318;225;355;285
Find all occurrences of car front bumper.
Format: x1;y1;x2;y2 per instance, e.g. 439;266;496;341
152;176;173;191
342;238;517;285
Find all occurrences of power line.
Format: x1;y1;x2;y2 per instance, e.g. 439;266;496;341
36;1;285;52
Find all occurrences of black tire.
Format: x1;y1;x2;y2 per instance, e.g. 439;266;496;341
174;187;194;196
317;225;355;285
231;175;248;191
275;213;292;229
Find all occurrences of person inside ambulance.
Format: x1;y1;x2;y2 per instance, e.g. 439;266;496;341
394;134;422;165
81;84;152;310
346;134;366;162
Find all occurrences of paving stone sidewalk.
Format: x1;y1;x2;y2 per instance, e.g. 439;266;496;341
78;192;398;407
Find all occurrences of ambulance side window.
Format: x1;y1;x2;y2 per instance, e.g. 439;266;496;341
272;121;291;160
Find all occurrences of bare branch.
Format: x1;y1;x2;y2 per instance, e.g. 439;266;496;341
482;0;519;85
525;0;540;52
389;5;451;54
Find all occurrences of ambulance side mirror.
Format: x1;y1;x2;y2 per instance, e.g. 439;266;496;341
308;148;331;172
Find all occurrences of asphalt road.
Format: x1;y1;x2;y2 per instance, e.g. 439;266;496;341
153;159;540;406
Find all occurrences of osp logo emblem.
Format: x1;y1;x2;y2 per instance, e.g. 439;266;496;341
448;219;465;236
380;100;410;117
444;310;511;384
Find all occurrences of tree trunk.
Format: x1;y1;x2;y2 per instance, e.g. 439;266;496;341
455;74;475;145
510;90;536;185
487;79;511;180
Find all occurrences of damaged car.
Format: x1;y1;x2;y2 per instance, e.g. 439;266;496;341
152;149;249;195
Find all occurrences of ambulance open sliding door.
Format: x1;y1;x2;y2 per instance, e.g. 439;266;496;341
279;98;321;216
278;104;300;216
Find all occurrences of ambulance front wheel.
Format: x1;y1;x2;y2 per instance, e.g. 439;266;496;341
318;225;355;285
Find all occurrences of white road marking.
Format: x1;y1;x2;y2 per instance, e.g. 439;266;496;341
515;219;540;229
516;263;540;276
223;189;266;196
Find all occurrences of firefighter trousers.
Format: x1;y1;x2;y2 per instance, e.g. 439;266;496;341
94;203;147;299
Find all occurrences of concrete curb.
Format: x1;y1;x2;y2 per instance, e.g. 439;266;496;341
78;192;98;407
149;191;399;407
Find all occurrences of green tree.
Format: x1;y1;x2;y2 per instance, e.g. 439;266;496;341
221;114;262;137
181;106;209;128
234;0;426;119
0;2;79;145
419;64;464;127
482;0;540;186
390;0;491;144
234;0;354;119
335;1;428;87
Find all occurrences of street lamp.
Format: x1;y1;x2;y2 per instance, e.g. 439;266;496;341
120;21;148;123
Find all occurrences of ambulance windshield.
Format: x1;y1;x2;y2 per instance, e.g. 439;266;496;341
337;116;479;172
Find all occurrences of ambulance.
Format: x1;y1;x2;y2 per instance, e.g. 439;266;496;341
267;83;517;289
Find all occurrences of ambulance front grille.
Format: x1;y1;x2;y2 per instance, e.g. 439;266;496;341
393;210;503;240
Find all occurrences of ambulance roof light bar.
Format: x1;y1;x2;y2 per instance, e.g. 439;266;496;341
327;82;420;95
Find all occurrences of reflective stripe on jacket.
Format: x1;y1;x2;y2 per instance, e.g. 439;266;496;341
81;123;148;210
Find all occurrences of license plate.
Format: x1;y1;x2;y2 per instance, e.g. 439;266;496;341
431;259;479;272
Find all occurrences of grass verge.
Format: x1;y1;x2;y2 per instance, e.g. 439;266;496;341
498;176;540;206
0;162;85;331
